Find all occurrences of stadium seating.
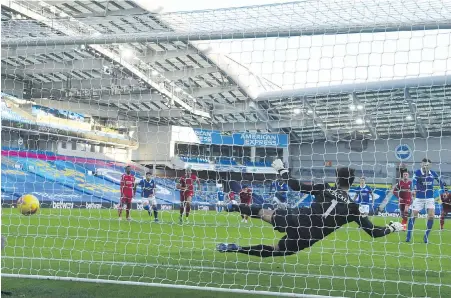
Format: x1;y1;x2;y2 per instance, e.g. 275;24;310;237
1;94;130;141
216;157;238;165
299;168;389;180
179;155;210;164
178;155;277;169
0;148;180;204
5;147;389;209
4;155;120;202
1;156;104;203
244;160;272;167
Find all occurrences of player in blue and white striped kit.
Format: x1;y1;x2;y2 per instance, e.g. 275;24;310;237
216;187;225;212
406;158;446;243
352;177;374;216
270;178;289;209
136;172;158;222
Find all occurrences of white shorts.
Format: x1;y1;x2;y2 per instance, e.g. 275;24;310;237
359;204;370;214
412;198;435;211
217;200;225;206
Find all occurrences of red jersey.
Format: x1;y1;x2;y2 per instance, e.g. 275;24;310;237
180;174;198;192
393;180;412;203
240;188;252;204
228;191;235;200
441;193;451;205
120;174;135;198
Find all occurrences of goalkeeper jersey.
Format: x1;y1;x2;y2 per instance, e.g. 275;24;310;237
276;170;391;241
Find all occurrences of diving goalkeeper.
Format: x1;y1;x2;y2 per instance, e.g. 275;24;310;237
217;159;403;257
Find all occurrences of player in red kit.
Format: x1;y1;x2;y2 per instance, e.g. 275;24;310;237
228;191;236;204
393;171;412;230
119;166;135;221
176;166;200;224
239;185;253;223
440;189;451;230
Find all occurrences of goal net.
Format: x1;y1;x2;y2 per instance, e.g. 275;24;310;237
1;0;451;297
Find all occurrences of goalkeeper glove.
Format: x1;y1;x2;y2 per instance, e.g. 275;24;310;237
386;221;403;233
271;159;288;175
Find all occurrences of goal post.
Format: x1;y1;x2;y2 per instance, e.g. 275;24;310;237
1;1;451;297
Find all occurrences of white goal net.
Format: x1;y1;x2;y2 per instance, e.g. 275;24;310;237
1;0;451;297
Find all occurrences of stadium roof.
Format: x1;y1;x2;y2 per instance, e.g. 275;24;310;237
1;0;451;143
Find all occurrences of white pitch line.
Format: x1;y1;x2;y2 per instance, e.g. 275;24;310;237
0;274;336;298
2;256;449;288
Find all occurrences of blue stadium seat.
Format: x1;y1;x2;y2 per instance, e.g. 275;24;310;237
179;155;209;164
244;159;273;167
0;148;181;204
216;157;238;165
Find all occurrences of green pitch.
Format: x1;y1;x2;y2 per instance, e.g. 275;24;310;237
1;208;450;298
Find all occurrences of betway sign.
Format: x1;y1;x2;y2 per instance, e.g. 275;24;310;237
52;201;74;209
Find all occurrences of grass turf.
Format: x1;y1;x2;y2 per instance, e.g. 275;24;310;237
1;208;450;297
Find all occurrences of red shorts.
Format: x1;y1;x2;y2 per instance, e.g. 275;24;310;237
180;190;194;202
399;203;410;214
121;197;132;204
240;199;251;206
399;200;412;206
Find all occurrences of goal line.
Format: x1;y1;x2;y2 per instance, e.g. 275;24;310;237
1;274;336;298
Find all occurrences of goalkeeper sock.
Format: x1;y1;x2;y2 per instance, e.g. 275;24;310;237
154;210;158;219
406;217;415;242
238;204;263;218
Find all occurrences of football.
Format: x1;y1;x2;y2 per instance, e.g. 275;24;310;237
17;194;40;216
142;199;150;211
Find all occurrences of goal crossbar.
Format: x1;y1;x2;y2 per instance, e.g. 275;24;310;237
3;22;451;47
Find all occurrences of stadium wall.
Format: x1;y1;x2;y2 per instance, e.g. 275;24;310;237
1;131;132;163
1;130;24;148
290;137;451;182
132;124;172;165
57;146;131;162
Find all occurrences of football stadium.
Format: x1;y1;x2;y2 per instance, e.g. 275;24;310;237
1;1;451;297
